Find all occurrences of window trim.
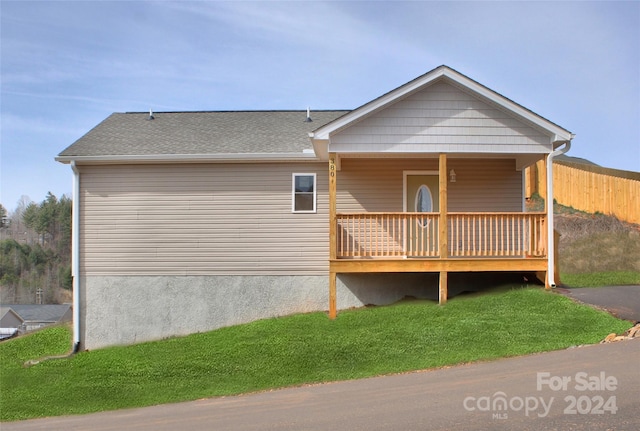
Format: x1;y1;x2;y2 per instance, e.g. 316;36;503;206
292;173;317;213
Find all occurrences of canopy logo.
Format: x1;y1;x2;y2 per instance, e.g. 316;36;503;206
463;371;618;420
463;392;553;419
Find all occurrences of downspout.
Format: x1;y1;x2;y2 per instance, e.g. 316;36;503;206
71;161;81;353
22;162;81;365
546;140;572;288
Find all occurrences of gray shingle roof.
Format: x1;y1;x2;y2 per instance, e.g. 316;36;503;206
58;110;349;158
3;304;72;323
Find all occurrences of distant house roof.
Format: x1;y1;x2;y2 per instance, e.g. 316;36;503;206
0;307;24;325
56;110;348;163
1;307;25;340
1;307;19;318
3;304;72;324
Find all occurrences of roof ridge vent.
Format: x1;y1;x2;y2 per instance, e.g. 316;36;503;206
304;107;312;122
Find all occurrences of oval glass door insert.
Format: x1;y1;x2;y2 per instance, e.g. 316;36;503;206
415;185;433;227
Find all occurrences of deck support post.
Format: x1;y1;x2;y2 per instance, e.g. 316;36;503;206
329;153;338;317
439;271;448;305
329;271;337;319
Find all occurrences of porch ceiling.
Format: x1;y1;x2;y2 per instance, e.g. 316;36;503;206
331;152;545;171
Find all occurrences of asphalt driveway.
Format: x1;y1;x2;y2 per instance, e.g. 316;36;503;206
556;285;640;322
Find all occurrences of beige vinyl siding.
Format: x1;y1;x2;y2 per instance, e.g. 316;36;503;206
79;163;329;276
448;159;523;212
337;158;437;212
336;158;521;212
330;82;551;154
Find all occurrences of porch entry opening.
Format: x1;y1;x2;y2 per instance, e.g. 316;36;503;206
404;172;439;257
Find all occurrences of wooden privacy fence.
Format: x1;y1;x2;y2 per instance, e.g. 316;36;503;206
526;160;640;225
553;163;640;225
335;212;546;258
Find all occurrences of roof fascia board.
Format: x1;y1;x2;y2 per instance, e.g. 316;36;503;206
553;133;576;144
311;137;330;160
55;152;320;165
311;66;573;142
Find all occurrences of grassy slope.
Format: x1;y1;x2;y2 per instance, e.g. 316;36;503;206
526;195;640;287
0;286;632;421
561;271;640;288
559;222;640;287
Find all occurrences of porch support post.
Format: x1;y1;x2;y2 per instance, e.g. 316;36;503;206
329;153;337;318
329;271;337;319
439;153;448;304
439;271;448;305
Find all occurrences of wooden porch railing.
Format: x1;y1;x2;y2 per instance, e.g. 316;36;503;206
336;212;546;258
448;212;546;257
336;212;438;258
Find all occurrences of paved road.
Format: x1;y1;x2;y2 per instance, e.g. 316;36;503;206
557;285;640;322
4;339;638;431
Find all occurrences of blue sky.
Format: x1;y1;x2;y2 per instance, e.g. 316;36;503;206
1;1;639;211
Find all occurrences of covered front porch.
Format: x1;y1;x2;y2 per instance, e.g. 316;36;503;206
308;67;573;317
327;154;553;318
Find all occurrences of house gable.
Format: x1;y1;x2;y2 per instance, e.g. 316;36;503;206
329;80;555;154
0;307;24;328
311;65;573;162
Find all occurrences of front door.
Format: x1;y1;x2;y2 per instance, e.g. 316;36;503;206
404;172;439;256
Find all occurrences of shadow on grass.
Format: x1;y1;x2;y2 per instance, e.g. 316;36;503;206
391;271;543;305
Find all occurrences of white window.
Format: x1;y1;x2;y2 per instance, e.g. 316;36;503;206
292;173;316;213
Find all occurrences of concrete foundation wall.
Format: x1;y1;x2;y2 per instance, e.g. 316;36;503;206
80;272;522;350
81;274;449;350
83;275;323;349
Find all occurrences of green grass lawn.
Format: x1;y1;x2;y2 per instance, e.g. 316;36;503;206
0;285;632;422
561;271;640;288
